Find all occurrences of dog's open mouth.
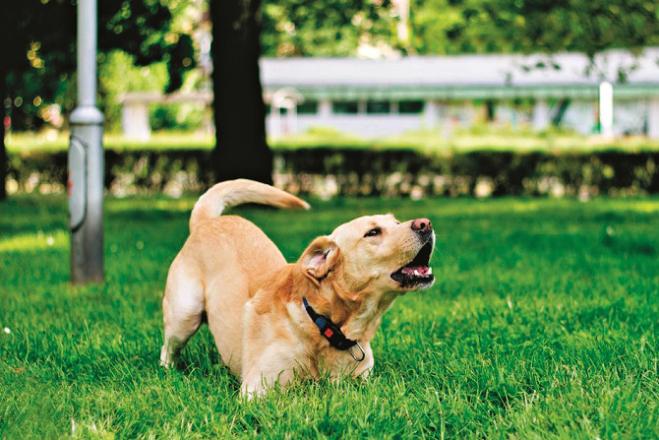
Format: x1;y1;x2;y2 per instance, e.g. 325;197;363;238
391;240;434;288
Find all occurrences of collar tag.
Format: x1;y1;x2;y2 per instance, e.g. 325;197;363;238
349;341;366;362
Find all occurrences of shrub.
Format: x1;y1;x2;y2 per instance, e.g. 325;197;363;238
6;147;659;198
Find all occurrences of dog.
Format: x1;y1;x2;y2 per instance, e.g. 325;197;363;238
160;179;435;397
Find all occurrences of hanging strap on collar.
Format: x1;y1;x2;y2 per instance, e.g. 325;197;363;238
302;297;365;362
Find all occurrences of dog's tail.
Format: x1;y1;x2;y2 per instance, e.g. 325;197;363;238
189;179;310;232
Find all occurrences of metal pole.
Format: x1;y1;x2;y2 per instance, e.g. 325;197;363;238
68;0;104;284
599;81;614;139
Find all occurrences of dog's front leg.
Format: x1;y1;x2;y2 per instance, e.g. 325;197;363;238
241;367;294;400
240;344;298;399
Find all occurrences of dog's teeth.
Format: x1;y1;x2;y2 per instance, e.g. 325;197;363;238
414;269;420;276
428;267;433;275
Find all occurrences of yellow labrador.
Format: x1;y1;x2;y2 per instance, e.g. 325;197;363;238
160;179;435;397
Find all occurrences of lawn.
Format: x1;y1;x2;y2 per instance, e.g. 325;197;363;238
1;195;658;438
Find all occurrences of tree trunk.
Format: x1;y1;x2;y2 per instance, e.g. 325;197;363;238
209;0;272;184
0;70;7;200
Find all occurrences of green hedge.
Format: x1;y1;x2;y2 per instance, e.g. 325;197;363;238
6;148;659;197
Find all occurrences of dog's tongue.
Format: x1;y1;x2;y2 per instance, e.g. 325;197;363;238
402;266;430;276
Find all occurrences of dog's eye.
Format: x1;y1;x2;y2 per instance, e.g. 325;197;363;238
364;227;381;238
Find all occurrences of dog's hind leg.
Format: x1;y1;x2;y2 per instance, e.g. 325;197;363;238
160;264;204;368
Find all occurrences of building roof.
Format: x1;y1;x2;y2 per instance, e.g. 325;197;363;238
260;49;659;100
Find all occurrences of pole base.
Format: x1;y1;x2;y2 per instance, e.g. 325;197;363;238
69;109;104;285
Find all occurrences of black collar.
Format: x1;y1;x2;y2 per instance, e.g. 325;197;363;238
302;297;365;362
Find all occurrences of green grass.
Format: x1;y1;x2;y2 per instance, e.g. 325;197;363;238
1;195;658;438
7;127;659;154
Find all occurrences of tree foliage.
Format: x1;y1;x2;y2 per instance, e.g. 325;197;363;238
498;0;659;56
0;0;194;198
2;0;194;131
260;0;659;57
261;0;397;56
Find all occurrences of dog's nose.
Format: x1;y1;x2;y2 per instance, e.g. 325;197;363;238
411;218;432;232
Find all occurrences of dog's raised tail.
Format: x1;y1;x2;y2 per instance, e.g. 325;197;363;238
189;179;310;231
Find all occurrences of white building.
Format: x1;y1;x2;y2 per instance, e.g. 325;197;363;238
121;49;659;139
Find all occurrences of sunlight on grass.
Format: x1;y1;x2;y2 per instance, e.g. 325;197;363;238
612;200;659;213
106;197;195;213
7;128;659;154
6;131;214;153
0;230;68;252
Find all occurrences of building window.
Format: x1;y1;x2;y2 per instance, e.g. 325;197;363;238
297;101;318;115
398;100;425;114
332;101;359;114
366;100;391;114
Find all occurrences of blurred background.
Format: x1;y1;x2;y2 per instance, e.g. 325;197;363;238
2;3;658;436
1;0;659;199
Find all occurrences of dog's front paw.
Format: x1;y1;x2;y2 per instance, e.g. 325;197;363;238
240;381;266;400
159;345;175;368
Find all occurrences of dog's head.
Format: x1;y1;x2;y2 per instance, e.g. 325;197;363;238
299;214;435;299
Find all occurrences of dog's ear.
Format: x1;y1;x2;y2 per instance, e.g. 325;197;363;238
300;236;340;286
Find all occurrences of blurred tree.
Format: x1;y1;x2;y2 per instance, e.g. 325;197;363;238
0;0;194;199
261;0;396;56
258;0;657;58
505;0;658;58
98;51;169;132
215;0;399;183
411;0;512;54
410;0;659;58
210;0;273;183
